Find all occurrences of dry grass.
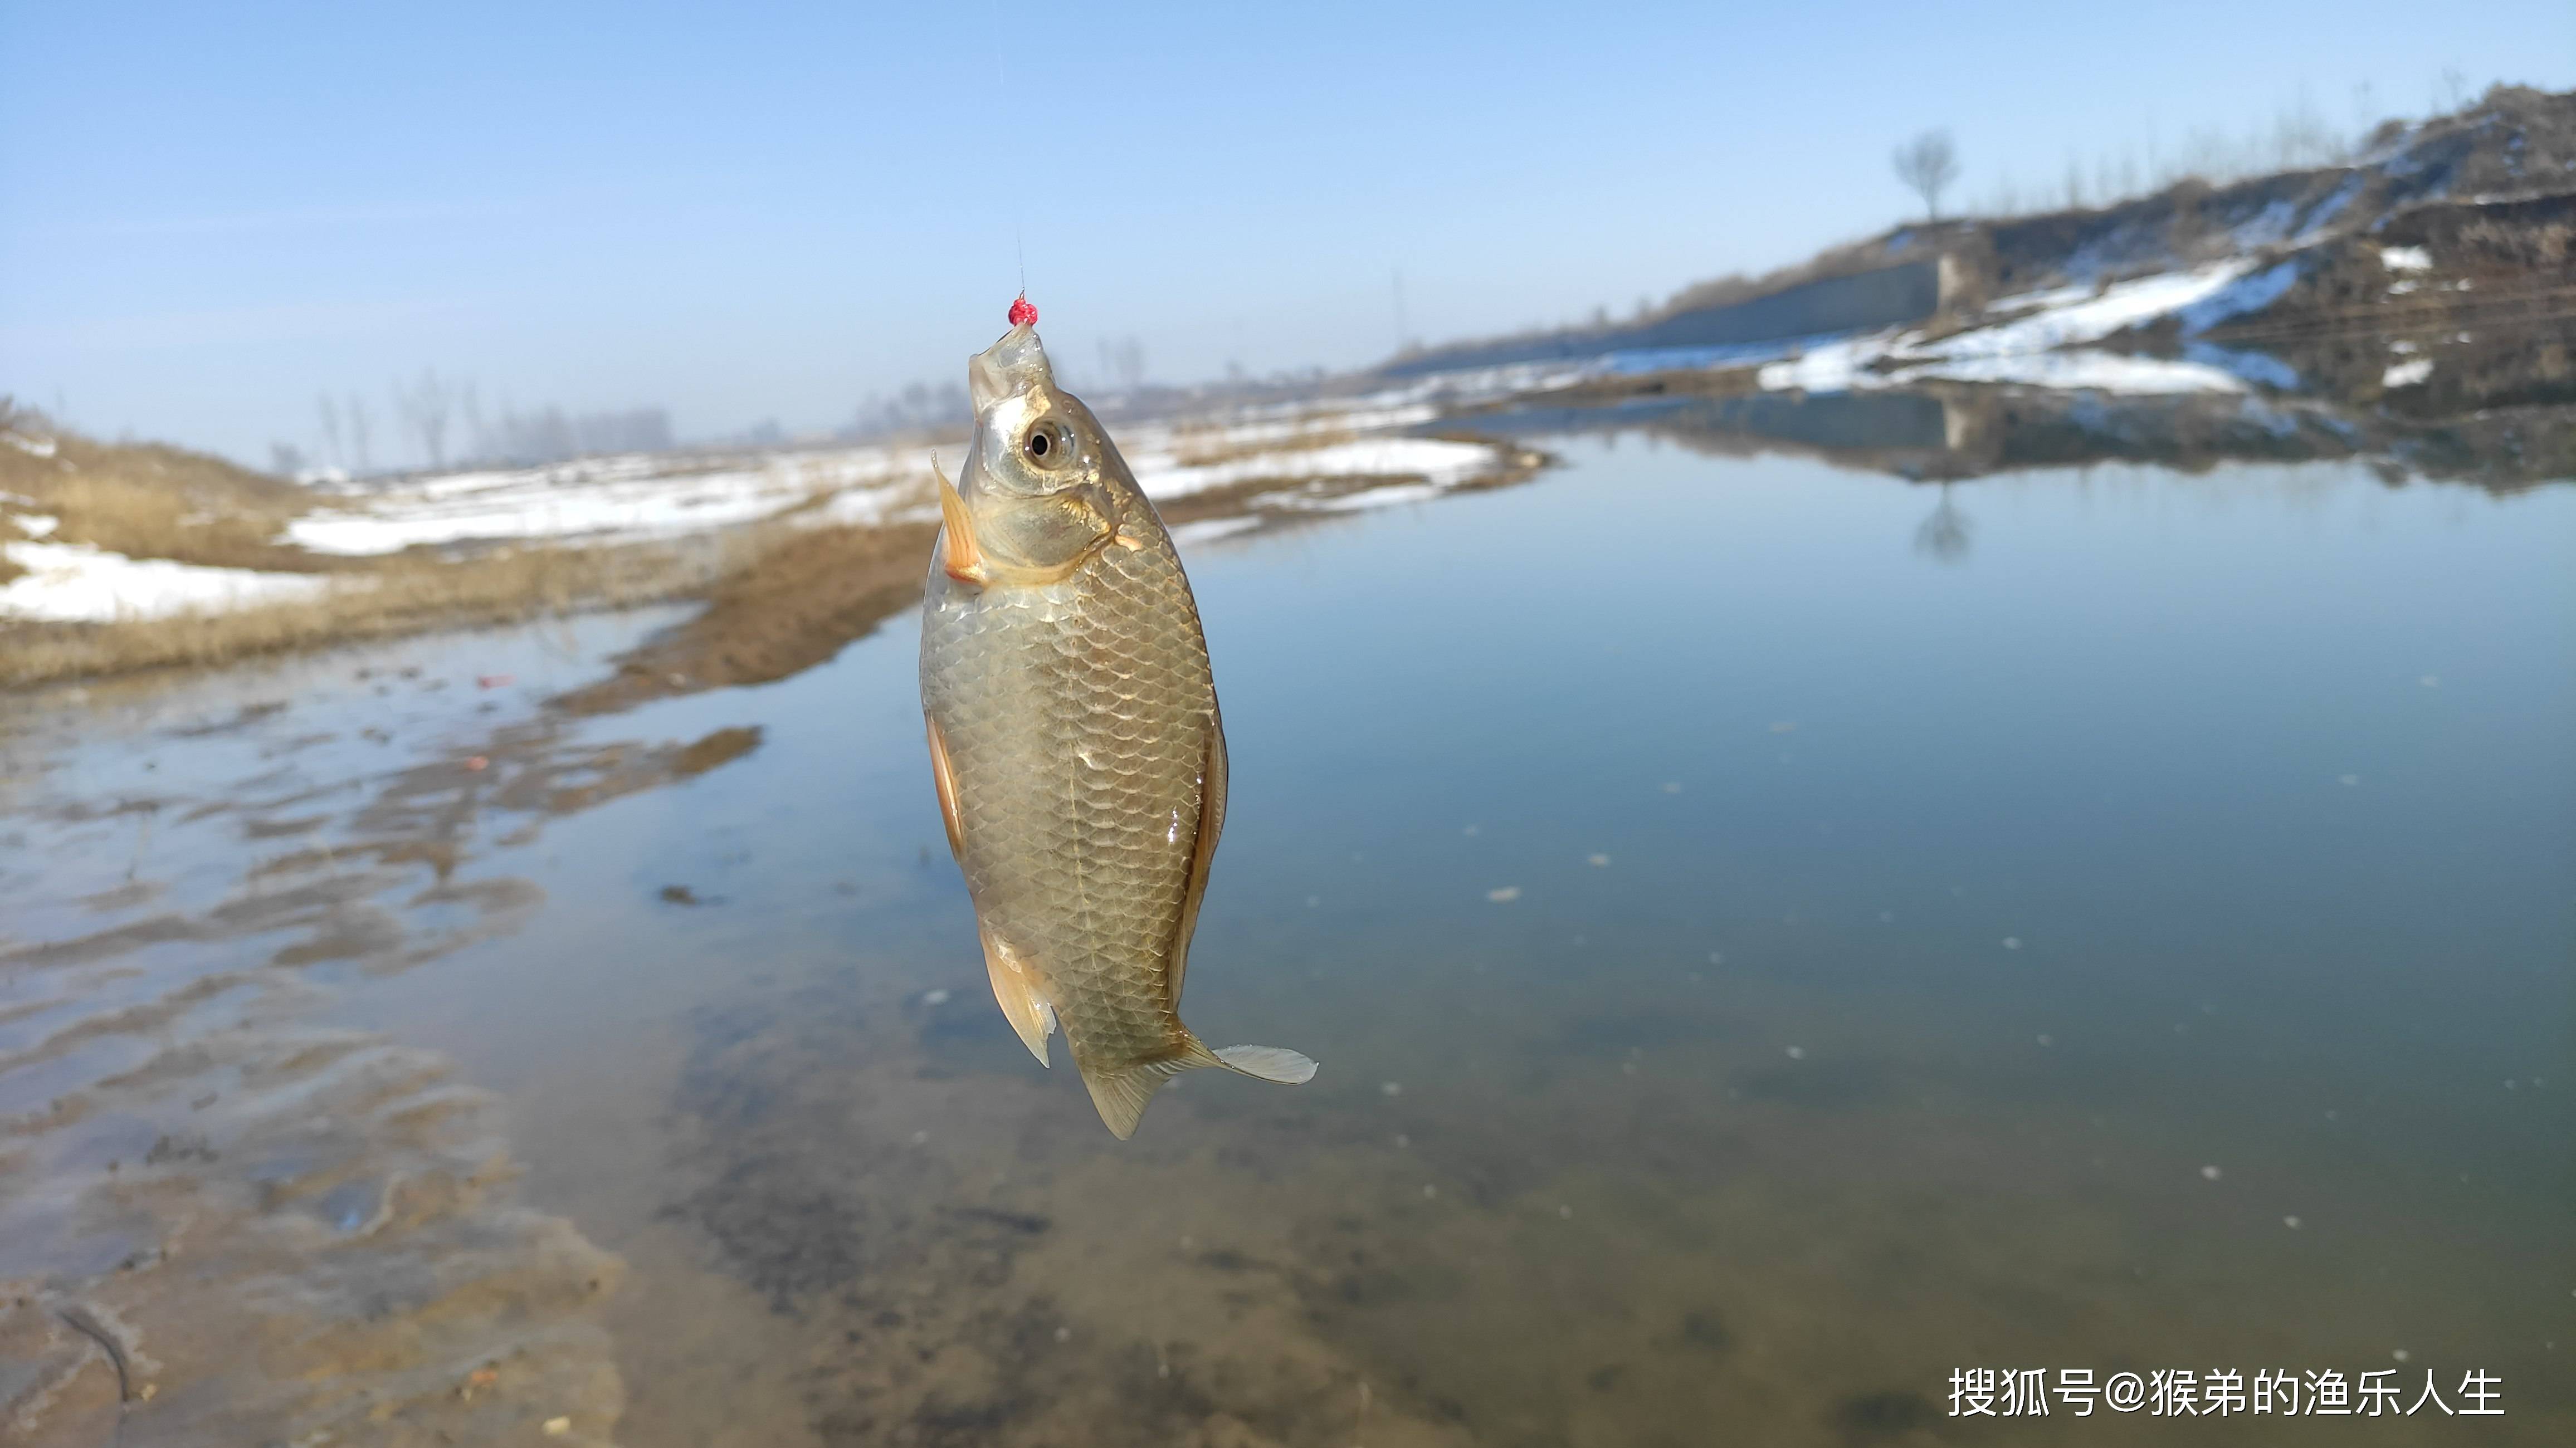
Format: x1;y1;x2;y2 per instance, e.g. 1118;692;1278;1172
2;405;321;575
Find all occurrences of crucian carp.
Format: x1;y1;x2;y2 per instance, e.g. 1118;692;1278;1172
918;297;1317;1138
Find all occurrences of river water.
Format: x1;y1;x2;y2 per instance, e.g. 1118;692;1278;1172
3;415;2569;1445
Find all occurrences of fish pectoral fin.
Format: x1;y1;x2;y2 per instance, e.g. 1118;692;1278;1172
925;715;964;859
978;924;1055;1067
1210;1044;1319;1084
935;467;989;585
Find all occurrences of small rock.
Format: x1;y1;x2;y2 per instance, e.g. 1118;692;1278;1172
2339;774;2360;786
544;1418;572;1437
1486;886;1520;903
1785;1046;1805;1060
2284;1215;2302;1229
1380;1081;1402;1097
921;989;950;1006
1055;1326;1072;1343
2392;1348;2409;1363
1558;1204;1574;1220
1587;853;1611;867
2201;1165;2222;1181
2002;936;2022;950
1421;1184;1437;1199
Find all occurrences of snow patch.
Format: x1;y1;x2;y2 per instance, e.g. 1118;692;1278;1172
283;446;909;555
2;429;58;458
2175;261;2301;335
1941;261;2256;356
2383;358;2434;388
1129;437;1507;501
2183;342;2300;390
1256;481;1446;513
1759;261;2273;399
0;541;334;623
2230;199;2301;249
2381;246;2432;271
1166;516;1266;549
1905;351;2247;394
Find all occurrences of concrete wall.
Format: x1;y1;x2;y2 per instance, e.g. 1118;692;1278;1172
1385;258;1947;377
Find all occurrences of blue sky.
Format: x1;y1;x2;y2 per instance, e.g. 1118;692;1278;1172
2;1;2567;466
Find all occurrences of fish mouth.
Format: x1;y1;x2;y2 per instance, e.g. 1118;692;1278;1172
970;324;1052;413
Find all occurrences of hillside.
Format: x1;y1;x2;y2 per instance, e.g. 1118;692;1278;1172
1385;85;2576;403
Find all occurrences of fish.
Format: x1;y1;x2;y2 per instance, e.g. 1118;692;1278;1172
917;309;1317;1138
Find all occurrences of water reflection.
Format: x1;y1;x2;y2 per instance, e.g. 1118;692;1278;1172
1911;483;1973;562
1471;367;2574;493
5;399;2572;1445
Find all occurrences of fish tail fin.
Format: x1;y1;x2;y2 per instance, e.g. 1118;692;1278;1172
1205;1043;1320;1084
1079;1036;1319;1139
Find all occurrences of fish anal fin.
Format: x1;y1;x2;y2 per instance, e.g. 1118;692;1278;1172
925;715;964;860
1079;1056;1189;1141
978;924;1055;1067
1165;711;1228;1001
936;467;988;584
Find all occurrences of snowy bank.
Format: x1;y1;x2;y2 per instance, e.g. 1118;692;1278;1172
1755;259;2304;398
283;446;913;555
1;540;335;623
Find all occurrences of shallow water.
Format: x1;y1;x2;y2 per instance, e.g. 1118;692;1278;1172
5;430;2570;1445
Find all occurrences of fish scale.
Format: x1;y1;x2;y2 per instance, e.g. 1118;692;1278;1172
918;319;1314;1137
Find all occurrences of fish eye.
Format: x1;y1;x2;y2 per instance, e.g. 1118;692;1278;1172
1022;421;1072;469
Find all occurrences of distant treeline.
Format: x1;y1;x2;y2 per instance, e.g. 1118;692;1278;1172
485;405;674;462
275;369;679;479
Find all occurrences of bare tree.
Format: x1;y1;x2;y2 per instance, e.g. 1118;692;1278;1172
457;380;485;463
346;394;373;474
1913;483;1972;562
1892;129;1961;221
316;393;344;470
393;368;454;469
1097;335;1146;392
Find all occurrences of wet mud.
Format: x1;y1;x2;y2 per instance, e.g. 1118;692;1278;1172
2;617;768;1445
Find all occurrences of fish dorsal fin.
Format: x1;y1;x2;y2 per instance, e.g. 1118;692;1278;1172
978;923;1055;1067
1163;709;1228;1001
